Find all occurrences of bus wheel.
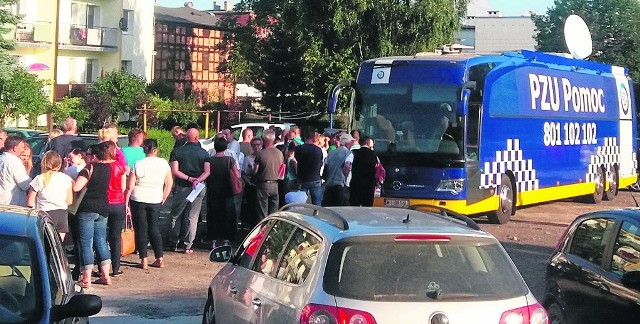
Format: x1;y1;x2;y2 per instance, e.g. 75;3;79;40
489;174;514;224
604;166;619;201
590;166;605;204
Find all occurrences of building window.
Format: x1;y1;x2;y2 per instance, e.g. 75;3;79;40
121;10;133;33
86;59;96;83
121;60;132;74
87;5;97;28
203;52;209;70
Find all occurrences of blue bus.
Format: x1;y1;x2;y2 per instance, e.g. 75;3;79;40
328;50;637;223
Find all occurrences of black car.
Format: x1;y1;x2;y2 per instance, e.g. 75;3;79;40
26;134;128;176
543;208;640;324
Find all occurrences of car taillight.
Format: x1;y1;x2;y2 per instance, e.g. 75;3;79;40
301;304;377;324
499;303;548;324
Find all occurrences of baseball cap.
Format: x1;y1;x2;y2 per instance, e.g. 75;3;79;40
339;133;355;145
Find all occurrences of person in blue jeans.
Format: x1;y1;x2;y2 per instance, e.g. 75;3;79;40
294;127;324;206
73;142;113;288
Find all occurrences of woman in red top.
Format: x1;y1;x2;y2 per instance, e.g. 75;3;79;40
101;141;127;277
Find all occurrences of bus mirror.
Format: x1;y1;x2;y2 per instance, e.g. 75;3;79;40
459;89;471;115
327;80;354;114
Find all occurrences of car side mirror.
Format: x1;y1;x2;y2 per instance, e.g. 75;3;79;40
621;271;640;290
209;245;233;262
51;294;102;322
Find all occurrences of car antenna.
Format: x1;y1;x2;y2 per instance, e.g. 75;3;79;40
403;214;411;224
631;193;639;207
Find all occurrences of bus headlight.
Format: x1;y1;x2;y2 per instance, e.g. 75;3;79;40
436;179;464;195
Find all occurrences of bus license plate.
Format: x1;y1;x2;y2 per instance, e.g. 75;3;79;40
384;198;409;208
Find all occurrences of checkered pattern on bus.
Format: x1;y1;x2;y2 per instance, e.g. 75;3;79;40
585;137;620;182
480;139;539;192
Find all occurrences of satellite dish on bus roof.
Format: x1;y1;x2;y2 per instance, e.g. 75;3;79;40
564;15;592;60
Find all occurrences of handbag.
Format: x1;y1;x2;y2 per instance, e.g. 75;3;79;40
121;213;135;257
68;165;93;216
228;157;243;195
375;158;386;185
277;162;287;180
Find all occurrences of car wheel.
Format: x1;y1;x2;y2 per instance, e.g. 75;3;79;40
488;174;514;224
547;303;566;324
202;295;215;324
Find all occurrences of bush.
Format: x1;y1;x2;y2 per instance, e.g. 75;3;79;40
145;128;175;160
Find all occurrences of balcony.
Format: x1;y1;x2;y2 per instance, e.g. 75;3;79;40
55;83;89;101
14;21;54;46
58;24;118;51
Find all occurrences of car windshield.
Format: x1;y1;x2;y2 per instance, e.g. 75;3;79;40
324;236;528;301
0;235;40;323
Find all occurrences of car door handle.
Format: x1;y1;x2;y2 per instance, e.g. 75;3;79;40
230;287;238;295
252;298;262;307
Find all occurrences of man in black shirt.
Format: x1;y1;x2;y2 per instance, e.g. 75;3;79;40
350;136;378;206
46;117;86;168
295;127;324;206
168;128;210;253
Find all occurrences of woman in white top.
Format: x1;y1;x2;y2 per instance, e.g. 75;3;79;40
125;139;173;269
27;151;73;240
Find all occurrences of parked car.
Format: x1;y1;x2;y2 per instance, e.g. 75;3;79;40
3;128;47;138
26;134;128;176
544;208;640;324
0;204;102;323
204;204;548;324
200;122;294;152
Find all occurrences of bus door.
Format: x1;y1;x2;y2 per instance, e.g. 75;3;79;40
465;103;490;205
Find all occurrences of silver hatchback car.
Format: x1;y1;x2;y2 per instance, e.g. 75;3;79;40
203;204;548;324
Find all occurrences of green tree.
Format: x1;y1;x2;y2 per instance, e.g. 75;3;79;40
533;0;640;78
52;97;89;127
147;79;176;100
220;0;469;113
0;1;19;81
0;66;50;125
87;70;148;122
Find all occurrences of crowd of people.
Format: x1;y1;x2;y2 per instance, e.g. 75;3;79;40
0;119;382;288
168;124;383;251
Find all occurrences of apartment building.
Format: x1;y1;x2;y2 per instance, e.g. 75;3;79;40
154;5;235;105
8;0;154;101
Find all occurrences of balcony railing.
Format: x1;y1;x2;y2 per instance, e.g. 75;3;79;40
58;24;118;48
55;83;89;101
14;21;54;43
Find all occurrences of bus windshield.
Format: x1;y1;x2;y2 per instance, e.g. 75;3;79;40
354;83;463;159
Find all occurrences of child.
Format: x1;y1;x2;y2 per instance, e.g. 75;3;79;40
27;151;73;240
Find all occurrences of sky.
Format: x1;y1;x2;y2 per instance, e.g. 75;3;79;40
156;0;555;16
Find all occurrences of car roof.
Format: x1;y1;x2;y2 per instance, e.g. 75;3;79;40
0;205;39;238
271;205;490;242
576;207;640;221
232;123;294;128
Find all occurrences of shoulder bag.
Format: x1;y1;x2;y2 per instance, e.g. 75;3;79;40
121;213;135;256
375;157;386;185
68;164;93;216
228;157;243;195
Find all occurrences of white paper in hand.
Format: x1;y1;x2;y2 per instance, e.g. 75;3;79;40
186;183;205;202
